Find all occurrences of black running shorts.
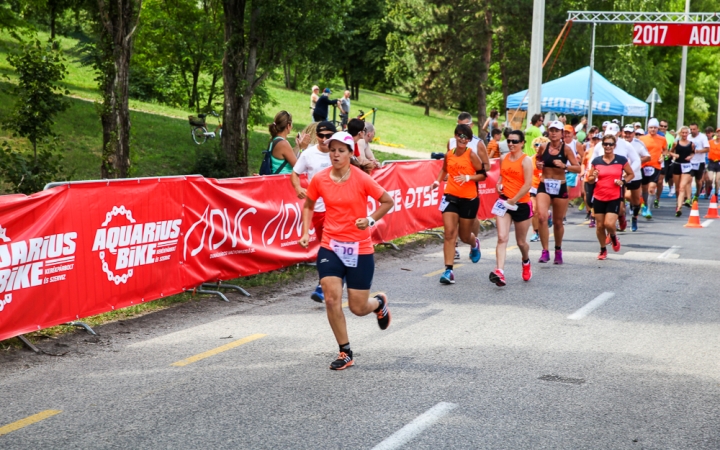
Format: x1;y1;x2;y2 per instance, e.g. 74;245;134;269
317;247;374;290
506;201;533;222
691;162;705;178
707;161;720;173
441;195;479;219
626;179;642;191
593;198;621;215
641;167;660;185
536;180;569;200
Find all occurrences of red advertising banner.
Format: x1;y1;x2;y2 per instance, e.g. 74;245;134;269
0;160;503;342
633;23;720;47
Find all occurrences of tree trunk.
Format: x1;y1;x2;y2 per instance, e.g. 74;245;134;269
424;103;430;116
476;5;492;140
283;60;291;89
190;60;201;112
499;40;508;123
206;71;219;111
97;0;142;179
50;2;57;39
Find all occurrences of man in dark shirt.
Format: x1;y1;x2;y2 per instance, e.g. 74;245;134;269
312;88;340;122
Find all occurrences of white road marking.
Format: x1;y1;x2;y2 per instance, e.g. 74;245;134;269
658;245;681;259
372;402;457;450
701;219;713;228
567;292;615;320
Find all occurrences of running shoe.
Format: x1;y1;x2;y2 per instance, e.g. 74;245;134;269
597;249;607;260
489;269;506;287
310;285;324;303
589;217;596;228
530;232;539;242
439;269;455;285
469;238;481;263
611;235;621;252
631;217;638;232
653;199;659;208
669;186;676;197
683;200;692;208
644;208;653;220
692;195;699;203
641;205;651;217
675;208;682;217
539;249;550;263
553;249;563;265
548;215;553;227
579;202;586;211
618;215;627;231
605;234;612;245
454;248;460;260
375;293;391;330
563;216;567;224
329;351;354;370
522;261;532;281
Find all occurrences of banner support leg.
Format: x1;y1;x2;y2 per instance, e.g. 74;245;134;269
378;242;400;250
202;282;251;298
418;230;444;240
191;287;230;302
17;335;40;353
65;322;97;335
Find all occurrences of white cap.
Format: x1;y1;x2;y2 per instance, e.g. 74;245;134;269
312;85;319;91
612;119;620;124
635;128;645;135
602;121;610;127
548;120;564;130
634;122;642;127
596;132;604;139
648;118;660;128
623;124;634;132
605;123;621;136
327;131;355;147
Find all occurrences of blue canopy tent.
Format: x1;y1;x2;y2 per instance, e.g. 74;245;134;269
506;67;648;117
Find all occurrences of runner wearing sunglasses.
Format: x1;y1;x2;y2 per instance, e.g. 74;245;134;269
291;121;336;302
432;124;486;284
586;134;634;260
490;130;534;286
534;120;581;264
299;131;394;370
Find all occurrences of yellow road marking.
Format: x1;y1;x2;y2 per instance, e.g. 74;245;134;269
0;410;62;436
342;302;348;308
171;334;266;367
577;220;590;226
507;245;518;251
424;264;465;277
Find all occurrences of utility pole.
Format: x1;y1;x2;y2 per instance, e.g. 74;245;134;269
717;78;720;130
587;23;597;128
527;0;545;121
676;0;690;129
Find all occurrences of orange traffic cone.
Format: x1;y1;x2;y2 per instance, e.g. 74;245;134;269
684;200;703;228
704;195;719;218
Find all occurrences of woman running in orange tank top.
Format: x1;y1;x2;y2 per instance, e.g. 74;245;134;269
431;124;486;285
490;130;535;286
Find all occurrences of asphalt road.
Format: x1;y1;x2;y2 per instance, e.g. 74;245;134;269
1;198;719;449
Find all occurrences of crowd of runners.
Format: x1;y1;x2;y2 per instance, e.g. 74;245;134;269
270;105;720;371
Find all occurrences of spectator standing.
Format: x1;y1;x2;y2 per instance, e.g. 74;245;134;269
362;122;381;168
312;88;340;123
482;109;499;141
448;112;482;154
487;128;502;158
575;117;587;143
310;86;320;121
268;110;297;175
524;114;543;156
339;90;351;130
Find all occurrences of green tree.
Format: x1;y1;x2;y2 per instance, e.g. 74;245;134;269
221;0;341;176
0;36;70;194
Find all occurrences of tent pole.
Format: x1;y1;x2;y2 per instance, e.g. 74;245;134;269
587;23;596;128
527;0;545;118
677;0;690;131
716;78;720;130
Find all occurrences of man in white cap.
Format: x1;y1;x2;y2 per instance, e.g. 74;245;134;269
622;125;651;231
688;122;710;205
589;123;643;231
602;121;610;133
633;122;642;130
638;118;667;218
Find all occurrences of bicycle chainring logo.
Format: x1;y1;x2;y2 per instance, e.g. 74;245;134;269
92;206;182;285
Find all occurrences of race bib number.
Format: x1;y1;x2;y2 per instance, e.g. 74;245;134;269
543;179;561;195
491;199;507;217
439;195;449;212
691;162;700;170
681;163;692;174
330;239;359;268
643;167;655;177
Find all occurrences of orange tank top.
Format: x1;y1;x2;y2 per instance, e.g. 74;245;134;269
709;139;720;161
445;148;478;199
501;153;531;203
530;155;542;189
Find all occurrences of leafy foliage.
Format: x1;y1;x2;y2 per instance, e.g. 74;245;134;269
0;139;68;194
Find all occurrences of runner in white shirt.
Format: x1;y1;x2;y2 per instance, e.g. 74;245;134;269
688;123;710;203
590;123;643;231
446;112;490;259
622;125;651;232
291;120;335;303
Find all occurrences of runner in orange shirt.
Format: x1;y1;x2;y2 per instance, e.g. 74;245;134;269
299;131;394;370
706;126;720;198
638;118;667;219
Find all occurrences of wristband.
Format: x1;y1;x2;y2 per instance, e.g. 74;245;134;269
366;216;376;227
465;175;470;182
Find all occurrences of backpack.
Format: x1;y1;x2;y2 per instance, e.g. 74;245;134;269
259;137;287;175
